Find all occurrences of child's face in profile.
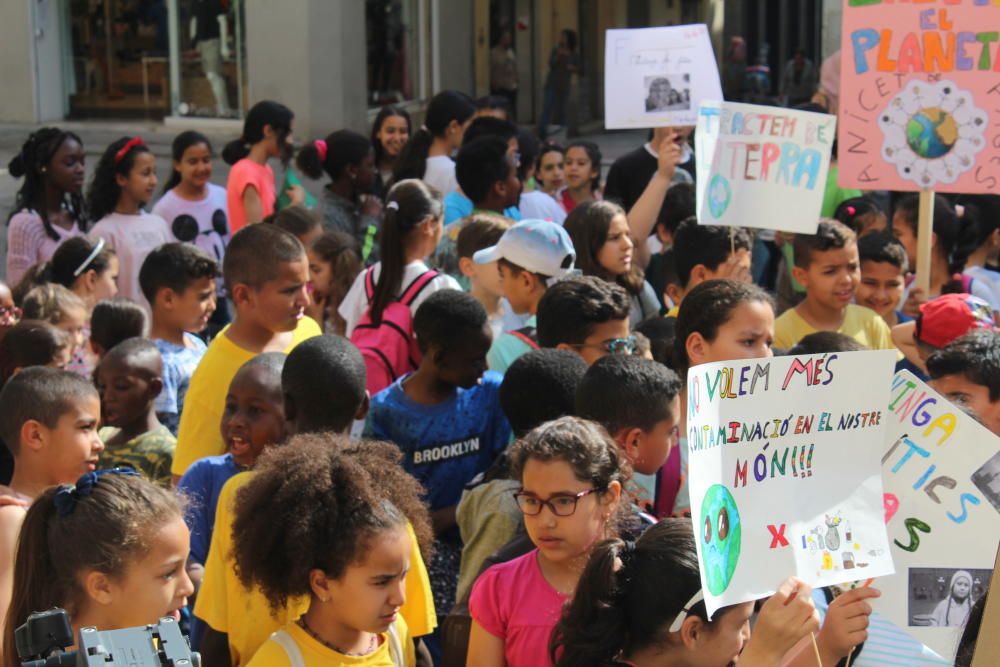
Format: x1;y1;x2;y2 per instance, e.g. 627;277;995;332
498;263;537;315
795;243;861;313
678;601;754;667
167;277;217;334
630;396;680;476
56;306;88;356
307;251;334;299
891;213;917;268
597;214;634;277
96;515;194;629
321;524;410;635
0;284;19;339
221;366;286;467
117;152;158;206
36;394;104;484
243;257;310;333
434;324;492;389
689;300;774;367
96;359;160;429
856;260;905;321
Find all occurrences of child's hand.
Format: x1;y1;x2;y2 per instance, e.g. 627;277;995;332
286;184;306;207
654;128;682;181
816;587;880;660
744;578;821;665
361;194;383;218
901;286;926;318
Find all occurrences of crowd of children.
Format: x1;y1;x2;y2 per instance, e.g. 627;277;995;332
0;91;994;667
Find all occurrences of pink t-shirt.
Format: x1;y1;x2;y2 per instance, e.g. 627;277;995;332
5;210;84;286
226;159;275;233
469;549;568;667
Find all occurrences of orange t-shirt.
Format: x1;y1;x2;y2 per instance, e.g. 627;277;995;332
226;159;276;232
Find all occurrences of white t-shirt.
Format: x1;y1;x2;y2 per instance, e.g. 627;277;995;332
151;184;229;264
519;190;567;225
89;211;174;312
423;155;459;197
339;260;462;336
964;266;1000;310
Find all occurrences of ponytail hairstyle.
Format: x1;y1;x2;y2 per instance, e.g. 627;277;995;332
231;433;432;613
222;100;294;165
86;137;154;222
7;127;87;238
833;196;887;237
2;472;183;667
161;130;213;195
564;200;645;295
391;90;475;184
672;279;774;376
13;237;117;303
296;130;372;183
369;179;443;324
20;284;86;326
551;519;718;666
0;320;71;385
371;105;412;168
566;140;603;193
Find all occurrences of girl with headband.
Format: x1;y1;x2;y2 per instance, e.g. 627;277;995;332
6;128;88;286
87;137;173;312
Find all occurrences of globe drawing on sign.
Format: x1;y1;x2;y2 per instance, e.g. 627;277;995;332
707;174;732;219
878;79;987;188
904;108;957;159
699;484;742;595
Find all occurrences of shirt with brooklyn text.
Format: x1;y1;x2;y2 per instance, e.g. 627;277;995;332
368;371;512;511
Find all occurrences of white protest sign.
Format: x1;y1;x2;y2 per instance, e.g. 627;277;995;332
603;24;721;130
687;350;897;618
877;371;1000;659
694;101;835;234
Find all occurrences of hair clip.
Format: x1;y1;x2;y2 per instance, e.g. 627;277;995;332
846;206;856;216
114;137;145;165
72;238;105;277
314;139;328;163
53;467;140;517
386;201;400;211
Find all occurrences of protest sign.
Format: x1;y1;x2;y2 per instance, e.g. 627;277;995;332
877;370;1000;659
604;24;721;130
695;101;835;234
687;350;896;618
838;1;999;193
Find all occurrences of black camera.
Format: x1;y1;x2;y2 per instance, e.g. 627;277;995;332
16;608;200;667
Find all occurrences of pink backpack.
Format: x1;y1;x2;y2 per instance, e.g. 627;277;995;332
351;267;439;395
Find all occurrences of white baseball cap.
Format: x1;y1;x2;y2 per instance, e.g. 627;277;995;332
473;219;576;278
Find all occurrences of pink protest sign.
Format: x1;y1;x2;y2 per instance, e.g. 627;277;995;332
838;0;1000;193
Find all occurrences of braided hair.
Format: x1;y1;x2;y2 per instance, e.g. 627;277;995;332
7;128;87;239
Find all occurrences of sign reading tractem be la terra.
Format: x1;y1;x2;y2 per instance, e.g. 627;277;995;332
838;0;1000;193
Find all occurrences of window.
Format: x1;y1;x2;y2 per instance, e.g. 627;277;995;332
366;0;424;107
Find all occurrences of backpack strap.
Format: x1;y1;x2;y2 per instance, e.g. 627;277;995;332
509;326;540;350
386;622;404;667
271;629;306;667
399;270;440;307
364;266;377;304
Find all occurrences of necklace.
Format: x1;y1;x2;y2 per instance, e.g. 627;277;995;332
297;617;377;657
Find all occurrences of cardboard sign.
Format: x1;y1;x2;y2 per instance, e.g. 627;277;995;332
877;371;1000;659
687;350;897;618
604;24;722;130
695;101;836;233
838;1;999;192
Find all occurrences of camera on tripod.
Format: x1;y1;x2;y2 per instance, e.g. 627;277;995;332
16;608;200;667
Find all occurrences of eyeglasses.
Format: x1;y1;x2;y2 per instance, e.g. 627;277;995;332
668;588;705;632
513;488;602;517
570;335;637;356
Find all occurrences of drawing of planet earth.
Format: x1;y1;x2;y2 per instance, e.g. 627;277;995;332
905;107;957;159
700;484;742;595
707;174;731;219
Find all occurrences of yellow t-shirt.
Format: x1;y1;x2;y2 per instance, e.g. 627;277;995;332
773;303;897;352
194;473;436;667
246;618;415;667
171;318;321;476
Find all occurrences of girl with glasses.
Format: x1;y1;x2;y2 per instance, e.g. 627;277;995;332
467;416;628;667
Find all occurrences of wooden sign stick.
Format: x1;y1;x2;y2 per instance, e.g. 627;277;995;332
915;190;935;296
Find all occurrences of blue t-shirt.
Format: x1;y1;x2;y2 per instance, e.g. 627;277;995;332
442;190;521;225
154;334;208;435
176;454;242;564
368;371;512;511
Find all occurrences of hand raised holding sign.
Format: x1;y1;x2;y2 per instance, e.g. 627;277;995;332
815;586;880;665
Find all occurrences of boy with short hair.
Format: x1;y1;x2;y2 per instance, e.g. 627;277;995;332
536;275;633;365
95;338;175;487
667;217;753;316
0;367;104;630
196;334;437;667
856;230;911;328
139;242;219;434
455;136;522;218
474;219;577;372
172;224;321;482
774;219;895;351
927;330;1000;436
576;354;682;514
457;214;512;336
367;289;512;630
